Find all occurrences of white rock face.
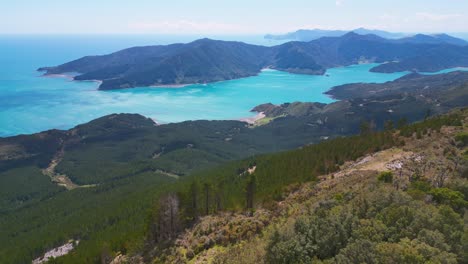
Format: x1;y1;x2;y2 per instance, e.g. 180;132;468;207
32;240;79;264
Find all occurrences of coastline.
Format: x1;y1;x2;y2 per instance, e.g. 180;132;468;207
150;83;192;89
41;73;76;81
239;112;266;124
41;73;103;87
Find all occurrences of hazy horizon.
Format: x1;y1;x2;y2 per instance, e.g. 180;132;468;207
2;0;467;35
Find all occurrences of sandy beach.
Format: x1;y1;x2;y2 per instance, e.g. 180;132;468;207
41;73;76;80
150;83;192;88
42;73;103;86
239;112;266;124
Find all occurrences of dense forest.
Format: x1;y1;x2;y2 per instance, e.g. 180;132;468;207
135;109;468;263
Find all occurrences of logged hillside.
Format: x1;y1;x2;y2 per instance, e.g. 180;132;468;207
128;109;468;264
39;33;468;90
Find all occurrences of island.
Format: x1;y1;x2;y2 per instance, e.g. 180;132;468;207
39;33;468;90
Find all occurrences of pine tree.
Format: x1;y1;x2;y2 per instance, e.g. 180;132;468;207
246;174;257;210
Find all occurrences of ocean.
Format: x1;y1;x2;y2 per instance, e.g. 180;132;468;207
0;35;462;137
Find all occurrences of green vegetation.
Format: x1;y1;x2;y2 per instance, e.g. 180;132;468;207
455;132;468;147
266;188;464;263
399;111;464;137
141;127;399;262
377;171;393;183
0;166;63;213
0;171;175;264
144;109;468;263
0;89;466;262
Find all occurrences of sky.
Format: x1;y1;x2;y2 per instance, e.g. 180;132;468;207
2;0;468;35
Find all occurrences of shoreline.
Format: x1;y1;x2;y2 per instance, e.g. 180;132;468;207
150;83;192;89
239;112;266;124
41;73;103;87
41;73;76;81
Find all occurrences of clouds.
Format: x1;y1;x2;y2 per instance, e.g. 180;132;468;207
372;10;465;32
128;20;247;34
415;12;462;22
1;0;468;34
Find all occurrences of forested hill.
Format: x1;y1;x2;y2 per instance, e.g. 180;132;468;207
120;108;468;263
39;33;468;90
39;39;271;90
326;70;468;102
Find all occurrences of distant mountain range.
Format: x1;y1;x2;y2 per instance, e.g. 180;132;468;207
264;28;468;45
394;33;468;46
265;28;407;41
39;32;468;90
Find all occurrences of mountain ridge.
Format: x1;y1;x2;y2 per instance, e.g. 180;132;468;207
39;33;468;90
264;28;407;41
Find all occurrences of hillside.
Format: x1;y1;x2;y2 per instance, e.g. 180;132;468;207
116;109;468;263
326;71;468;105
38;39;271;90
0;72;467;263
39;33;468;90
395;33;468;46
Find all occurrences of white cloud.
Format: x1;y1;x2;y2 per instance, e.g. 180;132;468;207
379;14;398;21
128;20;247;34
415;12;462;21
335;0;343;7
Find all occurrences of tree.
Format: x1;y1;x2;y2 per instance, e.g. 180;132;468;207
397;117;408;129
154;193;180;242
203;182;212;215
360;120;376;135
375;238;457;264
246;174;257;210
377;171;393;183
384;120;394;131
100;243;112;264
214;181;224;212
189;181;200;219
335;239;378;264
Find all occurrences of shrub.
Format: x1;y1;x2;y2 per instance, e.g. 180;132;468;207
429;188;467;210
455;132;468;147
377;171;393;183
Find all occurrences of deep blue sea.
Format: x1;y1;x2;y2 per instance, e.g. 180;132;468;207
0;35;465;137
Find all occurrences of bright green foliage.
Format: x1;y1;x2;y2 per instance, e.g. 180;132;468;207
455;132;468;147
377;171;393;183
399;111;463;137
429;188;467;210
268;187;464;263
267;206;357;263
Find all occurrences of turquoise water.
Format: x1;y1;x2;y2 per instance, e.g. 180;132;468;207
0;35;464;137
421;67;468;75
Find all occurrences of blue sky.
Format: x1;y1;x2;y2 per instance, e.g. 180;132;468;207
2;0;467;34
